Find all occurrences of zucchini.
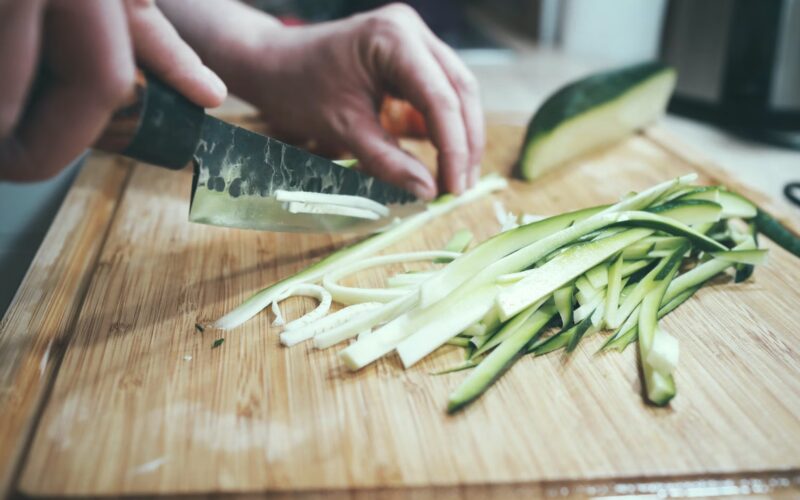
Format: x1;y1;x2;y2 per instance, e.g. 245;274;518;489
214;174;507;330
434;229;474;263
517;62;676;179
565;313;596;353
419;205;605;308
447;305;557;413
604;255;624;328
496;228;653;320
647;200;722;226
676;188;757;219
554;284;575;327
472;299;552;358
638;244;688;406
528;328;573;356
755;209;800;258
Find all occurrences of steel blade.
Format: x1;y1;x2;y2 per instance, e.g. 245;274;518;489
188;116;423;233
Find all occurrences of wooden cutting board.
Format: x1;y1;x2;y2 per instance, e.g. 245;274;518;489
3;117;800;498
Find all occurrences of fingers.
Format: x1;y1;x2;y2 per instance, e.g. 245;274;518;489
424;36;484;187
124;0;226;108
0;1;42;141
384;40;469;195
0;0;135;181
0;0;45;138
339;106;437;200
360;4;473;195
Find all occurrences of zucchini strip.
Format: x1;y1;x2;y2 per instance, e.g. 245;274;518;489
638;246;686;406
284;201;381;220
554;284;575;327
314;293;417;349
647;199;722;226
496;228;652;320
601;240;754;352
754;209;800;258
422;175;697;310
447;305;557;413
604;255;624;328
471;298;549;358
280;302;382;347
271;284;331;329
322;251;459;305
213;174;507;330
676;188;757;219
434;229;474;263
419;205;606;308
386;271;435;288
275;189;390;217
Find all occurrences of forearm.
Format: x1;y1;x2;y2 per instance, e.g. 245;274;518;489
157;0;281;101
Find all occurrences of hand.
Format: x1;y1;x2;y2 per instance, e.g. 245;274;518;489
234;4;485;199
0;0;227;181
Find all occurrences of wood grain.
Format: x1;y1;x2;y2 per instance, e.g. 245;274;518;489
0;155;130;496
14;123;800;497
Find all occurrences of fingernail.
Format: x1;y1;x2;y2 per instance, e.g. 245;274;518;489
470;164;480;186
203;66;227;99
405;179;435;200
457;171;467;194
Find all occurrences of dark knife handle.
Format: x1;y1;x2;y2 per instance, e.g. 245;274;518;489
93;70;205;170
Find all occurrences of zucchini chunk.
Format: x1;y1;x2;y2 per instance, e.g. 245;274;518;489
518;62;676;180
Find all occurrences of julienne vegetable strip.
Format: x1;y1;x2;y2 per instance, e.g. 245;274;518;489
211;173;784;414
213;174;508;330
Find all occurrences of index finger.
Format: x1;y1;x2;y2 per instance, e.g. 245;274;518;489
380;37;471;195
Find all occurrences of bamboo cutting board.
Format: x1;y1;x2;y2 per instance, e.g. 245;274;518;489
5;118;800;498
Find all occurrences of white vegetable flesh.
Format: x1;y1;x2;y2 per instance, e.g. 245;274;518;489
270;284;331;330
213;174;507;330
284;201;381;220
275;189;390;217
280;302;383;347
322;251;459;305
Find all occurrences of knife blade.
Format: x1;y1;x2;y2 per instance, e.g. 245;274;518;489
187;116;424;233
94;71;424;234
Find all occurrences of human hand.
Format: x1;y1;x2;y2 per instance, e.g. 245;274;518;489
234;4;484;199
0;0;227;181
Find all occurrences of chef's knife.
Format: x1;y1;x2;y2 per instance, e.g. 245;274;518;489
94;72;424;233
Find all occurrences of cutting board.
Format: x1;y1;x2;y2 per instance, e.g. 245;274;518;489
2;117;800;498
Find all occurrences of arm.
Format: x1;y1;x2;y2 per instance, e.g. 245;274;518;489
159;0;484;199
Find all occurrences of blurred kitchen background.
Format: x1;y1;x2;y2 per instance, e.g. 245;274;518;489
1;0;798;316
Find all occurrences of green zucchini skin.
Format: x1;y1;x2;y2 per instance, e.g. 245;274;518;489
755;209;800;258
517;62;676;180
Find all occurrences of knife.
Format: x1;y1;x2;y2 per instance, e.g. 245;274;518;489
94;72;424;233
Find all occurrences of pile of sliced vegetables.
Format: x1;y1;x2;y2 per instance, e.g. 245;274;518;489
210;173;787;413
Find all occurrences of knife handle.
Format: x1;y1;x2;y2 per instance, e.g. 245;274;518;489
93;70;205;170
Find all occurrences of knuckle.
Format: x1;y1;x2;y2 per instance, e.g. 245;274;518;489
444;147;469;164
377;3;420;22
362;13;402;39
363;3;421;35
456;73;479;95
429;90;460;114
